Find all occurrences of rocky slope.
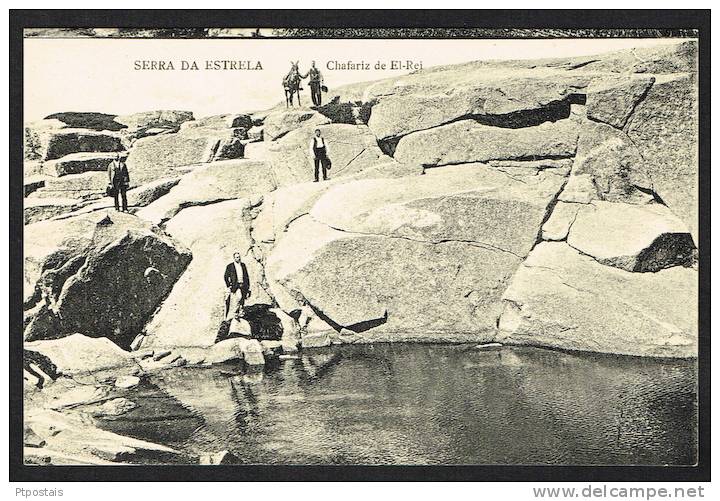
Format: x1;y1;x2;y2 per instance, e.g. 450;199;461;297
24;41;699;376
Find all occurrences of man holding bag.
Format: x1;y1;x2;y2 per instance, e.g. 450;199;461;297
309;128;331;182
107;152;130;212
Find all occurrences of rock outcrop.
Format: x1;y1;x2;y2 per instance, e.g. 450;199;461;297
44;112;125;131
263;109;330;141
142;199;269;348
265;164;566;340
625;74;698;241
23;41;700;360
393;118;579;167
367;75;588;142
42;152;119;177
565;201;696;272
135;159;275;225
266;124;392;186
126;125;246;185
25;334;136;375
24;211;191;348
28;128;124;162
497;242;697;358
115;110;194;140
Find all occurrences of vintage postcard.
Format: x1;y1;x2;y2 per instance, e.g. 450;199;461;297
13;14;707;480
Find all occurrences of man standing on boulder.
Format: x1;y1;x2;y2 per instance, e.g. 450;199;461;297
224;252;251;320
107;152;130;212
309;128;331;182
302;60;324;106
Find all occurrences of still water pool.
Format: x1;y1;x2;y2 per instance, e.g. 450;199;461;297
97;344;697;465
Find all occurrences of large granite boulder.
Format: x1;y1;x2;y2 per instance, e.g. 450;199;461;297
115;110;194;139
25;177;182;225
25;334;135;375
266;124;392;186
23;211;192;348
497;242;697;358
367;75;588;142
184;114;253;130
44;112;125;131
25;120;67;161
263;109;330;141
35;171;109;199
393;118;579;167
560;120;652;205
565;201;696;272
125;126;246;185
625;74;698;241
42;152;119;177
265;164;566;339
24;197;80;225
135;159;275;225
26;128;124;162
142;199;270;348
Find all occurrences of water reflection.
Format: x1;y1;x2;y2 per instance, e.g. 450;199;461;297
98;345;697;465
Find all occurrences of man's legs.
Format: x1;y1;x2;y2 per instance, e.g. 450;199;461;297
120;187;128;212
321;157;328;180
314;157;321;182
113;188;120;211
314;84;322;106
225;289;241;321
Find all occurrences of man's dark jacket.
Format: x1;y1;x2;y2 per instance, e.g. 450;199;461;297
224;261;250;297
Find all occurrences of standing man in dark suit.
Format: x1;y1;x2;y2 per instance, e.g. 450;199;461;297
108;152;130;212
224;252;251;320
309;128;331;182
301;60;324;106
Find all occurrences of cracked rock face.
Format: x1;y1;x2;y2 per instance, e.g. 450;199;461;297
566;120;653;204
367;75;587;142
266;163;567;338
142;199;269;348
585;75;655;129
625;74;698;242
393;117;580;167
497;242;697;358
126;125;247;185
136;159;275;225
566;201;696;272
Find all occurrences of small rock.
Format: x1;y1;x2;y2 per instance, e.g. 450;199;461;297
114;375;140;389
242;340;266;367
152;350;172;361
200;450;241;465
24;426;46;448
301;332;332;349
260;340;283;356
131;349;154;360
90;397;137;417
130;334;147;351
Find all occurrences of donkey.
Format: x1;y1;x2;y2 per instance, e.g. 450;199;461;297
283;61;303;108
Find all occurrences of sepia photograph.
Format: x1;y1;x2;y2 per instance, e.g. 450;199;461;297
9;9;709;483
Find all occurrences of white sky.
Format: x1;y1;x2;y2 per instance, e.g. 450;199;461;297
24;37;690;121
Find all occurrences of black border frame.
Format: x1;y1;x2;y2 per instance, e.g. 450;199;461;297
9;9;710;482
